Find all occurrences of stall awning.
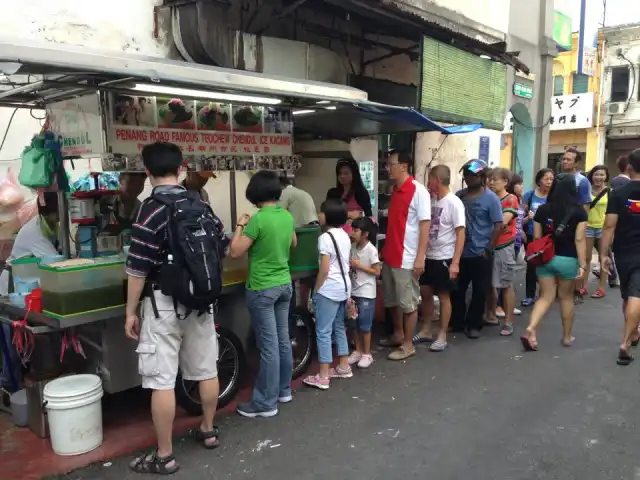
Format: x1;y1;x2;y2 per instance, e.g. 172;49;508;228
0;38;482;139
0;37;369;108
294;104;482;138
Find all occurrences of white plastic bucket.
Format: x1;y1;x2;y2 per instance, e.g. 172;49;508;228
43;374;104;456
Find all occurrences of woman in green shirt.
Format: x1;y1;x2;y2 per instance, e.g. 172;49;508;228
229;170;297;418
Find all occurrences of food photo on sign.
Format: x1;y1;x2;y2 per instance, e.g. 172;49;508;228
156;97;196;130
197;102;231;131
232;105;264;133
264;108;293;134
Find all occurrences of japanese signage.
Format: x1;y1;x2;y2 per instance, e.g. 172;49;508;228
577;0;601;76
504;93;594;133
47;94;104;156
105;94;293;158
513;83;533;99
553;10;573;51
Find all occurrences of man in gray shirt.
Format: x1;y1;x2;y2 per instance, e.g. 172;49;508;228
611;155;631;190
278;176;318;226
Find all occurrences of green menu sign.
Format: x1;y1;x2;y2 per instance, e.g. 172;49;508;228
554;11;572;51
513;83;533;99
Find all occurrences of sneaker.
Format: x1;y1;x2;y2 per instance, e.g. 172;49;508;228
357;354;374;368
329;365;353;378
236;402;278;418
303;374;330;390
466;328;481;339
521;298;534;307
513;308;522;316
496;307;506;318
278;394;293;403
388;346;416;361
348;350;363;365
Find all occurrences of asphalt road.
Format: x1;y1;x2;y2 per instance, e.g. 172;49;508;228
56;281;640;480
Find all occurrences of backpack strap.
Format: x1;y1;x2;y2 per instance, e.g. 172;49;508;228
327;231;348;294
526;191;534;211
553;207;577;237
589;188;609;209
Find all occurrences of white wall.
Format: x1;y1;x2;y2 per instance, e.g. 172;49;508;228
414;129;502;191
0;0;168;160
401;0;509;36
603;26;640;134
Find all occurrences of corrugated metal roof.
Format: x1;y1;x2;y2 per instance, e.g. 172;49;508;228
383;0;506;45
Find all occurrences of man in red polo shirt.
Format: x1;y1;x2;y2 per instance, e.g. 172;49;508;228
381;150;431;360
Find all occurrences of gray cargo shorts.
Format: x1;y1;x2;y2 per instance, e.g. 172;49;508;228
382;263;420;314
492;243;516;289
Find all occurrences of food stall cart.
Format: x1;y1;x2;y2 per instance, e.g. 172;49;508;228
0;37;481;428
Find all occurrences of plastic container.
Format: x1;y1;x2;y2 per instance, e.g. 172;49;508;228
289;226;321;272
43;374;104;456
10;388;28;427
39;259;125;318
8;292;26;307
222;253;248;285
14;277;39;294
11;256;40;282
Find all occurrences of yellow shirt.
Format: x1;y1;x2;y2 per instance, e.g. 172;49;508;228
587;191;608;229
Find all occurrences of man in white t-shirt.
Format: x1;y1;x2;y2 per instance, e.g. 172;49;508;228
381;150;431;361
413;165;465;352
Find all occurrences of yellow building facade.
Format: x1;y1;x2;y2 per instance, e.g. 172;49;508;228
501;33;602;172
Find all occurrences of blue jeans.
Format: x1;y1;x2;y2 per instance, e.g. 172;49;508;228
313;293;348;364
0;324;21;390
349;297;375;333
246;284;293;411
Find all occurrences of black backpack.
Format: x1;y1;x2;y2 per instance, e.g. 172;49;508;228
150;190;228;318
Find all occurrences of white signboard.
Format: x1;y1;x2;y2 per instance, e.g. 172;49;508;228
46;94;104;156
503;92;594;133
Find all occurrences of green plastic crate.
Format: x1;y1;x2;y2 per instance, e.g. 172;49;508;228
289;227;320;272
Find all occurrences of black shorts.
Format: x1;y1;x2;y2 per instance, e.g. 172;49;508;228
419;258;457;293
616;256;640;301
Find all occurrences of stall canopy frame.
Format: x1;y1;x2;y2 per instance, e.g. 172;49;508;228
0;37;483;137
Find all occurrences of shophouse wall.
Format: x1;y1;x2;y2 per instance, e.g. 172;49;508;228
602;24;640;169
499;0;556;187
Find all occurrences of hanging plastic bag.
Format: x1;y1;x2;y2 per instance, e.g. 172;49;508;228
18;134;55;188
0;168;25;211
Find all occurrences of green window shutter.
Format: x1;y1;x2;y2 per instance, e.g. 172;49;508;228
572;73;589;94
419;37;507;131
553;76;565;96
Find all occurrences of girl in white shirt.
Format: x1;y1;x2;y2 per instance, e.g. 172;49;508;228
303;199;353;390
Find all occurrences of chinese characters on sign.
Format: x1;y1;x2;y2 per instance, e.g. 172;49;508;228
503;92;594;133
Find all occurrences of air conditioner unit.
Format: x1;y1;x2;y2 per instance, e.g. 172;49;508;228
606;102;627;115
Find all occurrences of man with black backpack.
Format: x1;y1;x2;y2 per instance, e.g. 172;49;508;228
124;142;229;475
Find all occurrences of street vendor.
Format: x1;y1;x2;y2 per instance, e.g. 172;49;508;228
6;192;61;266
0;192;60;390
182;171;213;204
109;172;146;230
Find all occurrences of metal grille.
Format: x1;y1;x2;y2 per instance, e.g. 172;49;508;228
419;37;507;131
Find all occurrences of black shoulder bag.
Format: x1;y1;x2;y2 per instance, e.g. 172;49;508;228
327;231;348;294
590;188;610;209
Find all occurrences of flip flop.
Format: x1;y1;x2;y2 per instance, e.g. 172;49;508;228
412;334;435;344
631;338;640;348
617;349;634;366
520;336;538;352
561;337;575;347
429;340;447;352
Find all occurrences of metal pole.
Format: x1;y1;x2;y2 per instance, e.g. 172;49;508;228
57;191;71;258
596;31;607;165
229;169;237;227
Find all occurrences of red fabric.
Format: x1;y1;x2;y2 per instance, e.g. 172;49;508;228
496;193;519;247
383;176;416;268
525;235;555;266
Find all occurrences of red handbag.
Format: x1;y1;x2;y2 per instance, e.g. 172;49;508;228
525;234;555;266
525;208;575;266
